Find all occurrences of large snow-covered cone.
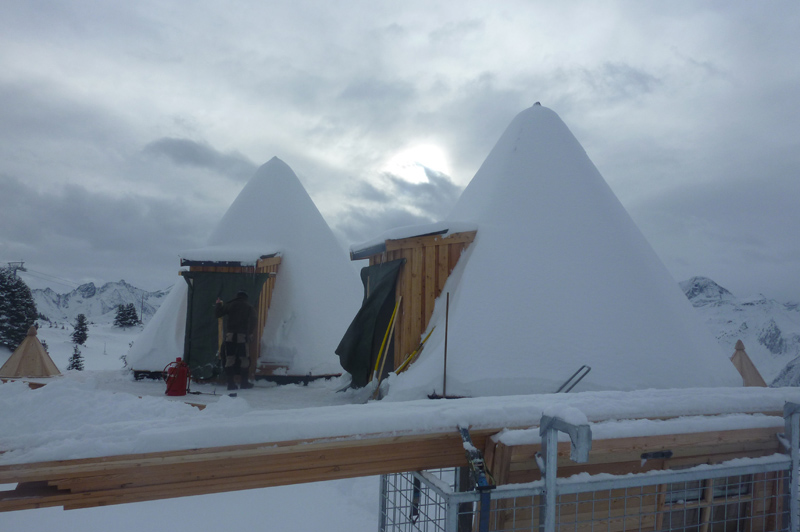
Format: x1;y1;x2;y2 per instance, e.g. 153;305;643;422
208;157;361;373
386;105;742;399
128;157;361;374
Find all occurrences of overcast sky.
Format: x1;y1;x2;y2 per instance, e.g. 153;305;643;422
1;1;798;301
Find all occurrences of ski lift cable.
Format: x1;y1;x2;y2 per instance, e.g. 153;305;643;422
19;269;81;289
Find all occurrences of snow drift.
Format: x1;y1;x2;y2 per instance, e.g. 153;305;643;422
385;104;743;399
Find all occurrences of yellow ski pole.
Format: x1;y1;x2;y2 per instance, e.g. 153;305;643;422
372;297;401;382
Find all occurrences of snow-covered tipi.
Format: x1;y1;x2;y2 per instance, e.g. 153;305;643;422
383;104;743;399
127;157;362;379
0;326;61;378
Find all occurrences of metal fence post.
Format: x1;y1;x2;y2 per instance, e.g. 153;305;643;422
378;474;388;532
785;403;800;532
537;412;593;532
445;491;459;532
540;423;559;532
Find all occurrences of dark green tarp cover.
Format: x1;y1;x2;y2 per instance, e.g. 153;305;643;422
336;258;405;388
183;271;271;379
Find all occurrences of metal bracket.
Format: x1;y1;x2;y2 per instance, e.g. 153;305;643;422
539;414;592;463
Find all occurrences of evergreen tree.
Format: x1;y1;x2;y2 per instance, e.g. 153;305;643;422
114;303;140;327
71;313;89;345
113;304;126;327
67;344;84;371
0;267;38;349
125;303;140;325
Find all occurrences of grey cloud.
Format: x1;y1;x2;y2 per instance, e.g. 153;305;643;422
142;138;257;181
339;78;416;103
334;207;433;246
331;168;463;244
628;173;800;301
587;62;661;100
428;19;485;43
384;167;463;216
356;182;392;204
0;174;210;290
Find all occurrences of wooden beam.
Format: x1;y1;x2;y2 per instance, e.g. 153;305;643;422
0;410;790;513
0;429;495;512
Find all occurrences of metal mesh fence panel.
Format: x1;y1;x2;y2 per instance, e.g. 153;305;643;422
382;464;791;532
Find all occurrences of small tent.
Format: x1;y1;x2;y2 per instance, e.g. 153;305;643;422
0;326;61;378
382;104;742;399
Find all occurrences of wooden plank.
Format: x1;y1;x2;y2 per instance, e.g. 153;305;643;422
256;256;282;268
47;433;470;493
448;242;463;273
0;430;493;485
406;247;424;370
384;231;476;252
0;430;496;512
423;245;436;335
397;251;411;368
508;425;782;468
436;245;449;296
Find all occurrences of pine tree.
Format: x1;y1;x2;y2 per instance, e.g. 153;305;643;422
67;344;84;371
71;313;89;345
114;303;140;327
114;304;126;327
0;267;38;349
125;303;140;325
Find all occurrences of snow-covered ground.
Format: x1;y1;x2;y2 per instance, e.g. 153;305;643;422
0;323;380;531
4;316;800;532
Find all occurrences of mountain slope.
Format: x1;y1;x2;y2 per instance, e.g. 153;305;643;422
680;276;800;383
32;281;170;325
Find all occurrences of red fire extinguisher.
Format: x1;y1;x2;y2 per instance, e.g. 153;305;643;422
164;357;189;396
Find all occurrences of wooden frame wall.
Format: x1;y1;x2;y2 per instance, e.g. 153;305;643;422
483;424;786;532
185;256;281;376
366;231;476;369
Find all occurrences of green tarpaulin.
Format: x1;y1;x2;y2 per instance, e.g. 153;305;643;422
336;259;405;388
182;271;271;379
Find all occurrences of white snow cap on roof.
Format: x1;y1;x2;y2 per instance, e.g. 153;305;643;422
385;104;742;400
128;157;361;374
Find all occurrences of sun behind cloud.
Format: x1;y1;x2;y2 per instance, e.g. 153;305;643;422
383;144;450;184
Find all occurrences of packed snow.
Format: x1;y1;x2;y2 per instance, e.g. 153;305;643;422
0;323;381;531
127;157;362;375
385;105;742;400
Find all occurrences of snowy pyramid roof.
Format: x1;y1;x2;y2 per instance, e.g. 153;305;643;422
128;157;361;374
0;326;61;378
386;104;742;399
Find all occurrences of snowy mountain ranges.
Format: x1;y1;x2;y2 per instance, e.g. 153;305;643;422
680;276;800;385
31;280;170;325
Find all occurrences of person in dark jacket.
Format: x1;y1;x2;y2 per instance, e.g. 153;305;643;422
215;290;257;390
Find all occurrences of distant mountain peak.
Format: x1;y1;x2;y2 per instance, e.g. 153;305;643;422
31;280;170;325
680;276;734;304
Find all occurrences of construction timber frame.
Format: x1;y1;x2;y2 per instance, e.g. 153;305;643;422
2;400;799;529
180;254;281;376
350;230;477;370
